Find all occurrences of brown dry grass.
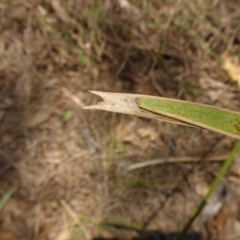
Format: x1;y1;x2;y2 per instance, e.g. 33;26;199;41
1;0;240;239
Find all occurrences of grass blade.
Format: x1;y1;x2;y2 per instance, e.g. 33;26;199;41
84;91;240;139
84;91;194;126
175;140;240;240
137;97;240;139
0;186;18;211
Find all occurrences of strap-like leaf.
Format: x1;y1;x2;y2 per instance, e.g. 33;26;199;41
137;97;240;139
84;91;240;139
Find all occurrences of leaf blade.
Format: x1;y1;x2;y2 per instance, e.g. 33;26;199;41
83;91;193;126
137;97;240;139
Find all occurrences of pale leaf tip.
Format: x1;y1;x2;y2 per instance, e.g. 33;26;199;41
82;105;98;110
83;90;105;110
87;90;104;96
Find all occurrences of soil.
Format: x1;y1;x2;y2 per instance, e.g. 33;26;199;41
1;1;240;240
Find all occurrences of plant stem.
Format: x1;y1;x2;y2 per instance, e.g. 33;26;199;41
175;140;240;240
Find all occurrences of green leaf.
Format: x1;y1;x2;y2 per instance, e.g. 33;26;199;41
176;140;240;240
62;110;73;121
137;97;240;139
77;138;85;146
0;186;18;211
84;91;240;139
117;142;125;154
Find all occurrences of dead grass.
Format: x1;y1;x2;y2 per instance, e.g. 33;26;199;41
1;0;240;239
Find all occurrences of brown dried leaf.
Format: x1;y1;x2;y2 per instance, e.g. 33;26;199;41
84;91;191;126
25;108;52;128
222;53;240;87
137;127;159;141
54;228;70;240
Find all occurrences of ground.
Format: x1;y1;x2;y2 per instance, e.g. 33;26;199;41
1;0;240;240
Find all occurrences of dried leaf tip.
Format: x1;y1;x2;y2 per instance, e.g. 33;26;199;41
83;91;192;125
82;91;140;114
82;91;104;109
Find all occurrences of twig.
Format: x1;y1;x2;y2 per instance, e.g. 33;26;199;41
61;200;91;240
127;155;228;172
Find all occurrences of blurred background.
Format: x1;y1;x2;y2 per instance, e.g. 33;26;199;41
1;0;240;239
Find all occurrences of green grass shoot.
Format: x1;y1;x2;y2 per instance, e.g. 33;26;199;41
176;140;240;240
0;186;18;211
